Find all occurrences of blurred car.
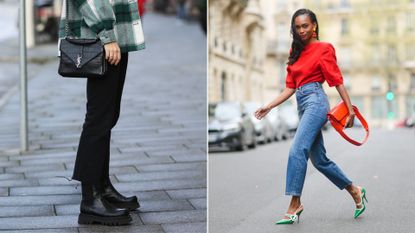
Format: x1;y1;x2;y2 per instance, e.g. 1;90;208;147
243;102;274;144
209;102;256;151
405;114;415;127
279;102;299;137
34;0;60;42
267;108;290;141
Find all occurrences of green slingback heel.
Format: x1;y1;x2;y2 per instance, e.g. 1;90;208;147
276;205;304;225
354;187;368;219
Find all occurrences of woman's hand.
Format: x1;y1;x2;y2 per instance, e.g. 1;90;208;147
104;42;121;66
253;88;295;120
254;106;271;120
335;84;355;128
345;110;355;128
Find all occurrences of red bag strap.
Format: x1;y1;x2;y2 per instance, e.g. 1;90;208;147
328;106;369;146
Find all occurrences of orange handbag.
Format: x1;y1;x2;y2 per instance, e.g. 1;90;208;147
327;101;369;146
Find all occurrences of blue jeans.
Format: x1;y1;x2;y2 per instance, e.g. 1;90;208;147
285;82;352;196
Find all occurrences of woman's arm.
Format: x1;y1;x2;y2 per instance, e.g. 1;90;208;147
72;0;120;65
335;84;355;128
73;0;117;44
254;87;296;120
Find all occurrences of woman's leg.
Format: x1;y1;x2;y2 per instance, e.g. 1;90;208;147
73;53;129;185
310;125;365;212
284;110;327;214
101;53;129;181
309;131;352;189
285;112;327;197
74;54;131;225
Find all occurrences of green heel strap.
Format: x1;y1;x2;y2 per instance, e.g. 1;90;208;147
354;187;367;219
276;205;304;225
276;214;297;224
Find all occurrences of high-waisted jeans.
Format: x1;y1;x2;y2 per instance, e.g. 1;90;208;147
285;82;352;196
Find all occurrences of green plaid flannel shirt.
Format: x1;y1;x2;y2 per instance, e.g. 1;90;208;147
59;0;145;53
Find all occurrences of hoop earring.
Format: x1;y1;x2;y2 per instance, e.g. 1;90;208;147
312;29;317;38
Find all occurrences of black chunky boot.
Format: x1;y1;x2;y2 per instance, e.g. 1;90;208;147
78;183;132;226
101;178;140;211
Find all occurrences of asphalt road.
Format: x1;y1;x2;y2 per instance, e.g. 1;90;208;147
209;128;415;233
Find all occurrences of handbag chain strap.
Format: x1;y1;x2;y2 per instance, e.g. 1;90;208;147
64;0;72;38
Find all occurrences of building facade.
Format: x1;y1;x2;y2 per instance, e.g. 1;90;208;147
209;0;266;104
260;0;304;102
304;0;415;127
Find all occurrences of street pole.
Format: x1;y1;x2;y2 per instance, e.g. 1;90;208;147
19;0;29;151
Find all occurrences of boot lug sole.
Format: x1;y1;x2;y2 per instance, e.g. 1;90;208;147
78;213;132;226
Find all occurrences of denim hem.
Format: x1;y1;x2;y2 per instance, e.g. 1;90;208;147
285;192;302;196
339;181;353;190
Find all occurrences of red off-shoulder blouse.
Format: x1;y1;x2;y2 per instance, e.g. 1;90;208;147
285;42;343;89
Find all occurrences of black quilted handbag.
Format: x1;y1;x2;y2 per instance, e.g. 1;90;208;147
58;38;107;78
58;0;107;78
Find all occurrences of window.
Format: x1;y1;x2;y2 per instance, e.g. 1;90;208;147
276;0;286;8
370;22;379;35
341;18;349;36
406;13;415;31
386;16;396;34
312;0;321;7
406;44;415;60
277;23;288;53
372;44;381;64
371;76;381;91
338;47;352;67
221;72;227;101
387;45;397;63
340;0;350;8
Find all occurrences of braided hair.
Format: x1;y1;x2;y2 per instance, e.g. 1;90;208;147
287;9;319;65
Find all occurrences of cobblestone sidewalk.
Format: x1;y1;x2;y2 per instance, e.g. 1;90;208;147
0;13;207;233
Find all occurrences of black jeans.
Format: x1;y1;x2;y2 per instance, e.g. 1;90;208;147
73;53;129;184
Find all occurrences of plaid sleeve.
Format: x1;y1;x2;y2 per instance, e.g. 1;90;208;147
73;0;117;44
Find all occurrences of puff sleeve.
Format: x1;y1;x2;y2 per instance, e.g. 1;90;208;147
320;44;343;87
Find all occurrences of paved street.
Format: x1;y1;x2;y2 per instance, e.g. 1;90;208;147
209;128;415;233
0;12;207;233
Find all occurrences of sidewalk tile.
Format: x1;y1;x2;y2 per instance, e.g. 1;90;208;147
0;195;80;206
140;210;206;225
0;205;54;217
166;189;207;200
0;216;79;230
115;170;206;182
78;225;164;233
188;198;207;210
